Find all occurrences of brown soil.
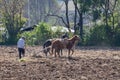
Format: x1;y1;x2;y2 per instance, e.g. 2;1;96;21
0;46;120;80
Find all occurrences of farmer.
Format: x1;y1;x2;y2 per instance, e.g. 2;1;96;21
17;36;26;59
61;32;69;39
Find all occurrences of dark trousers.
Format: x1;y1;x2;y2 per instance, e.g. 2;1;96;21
18;48;25;59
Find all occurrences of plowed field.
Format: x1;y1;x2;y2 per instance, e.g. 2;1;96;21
0;46;120;80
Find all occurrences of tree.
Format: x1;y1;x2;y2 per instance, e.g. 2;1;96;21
75;0;92;41
0;0;26;44
72;0;78;34
27;0;59;26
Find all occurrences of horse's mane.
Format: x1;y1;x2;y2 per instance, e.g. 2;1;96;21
68;35;79;40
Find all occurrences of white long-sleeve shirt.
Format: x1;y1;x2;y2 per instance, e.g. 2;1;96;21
17;38;25;48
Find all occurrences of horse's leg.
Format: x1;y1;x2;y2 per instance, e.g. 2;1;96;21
44;49;48;57
45;52;47;57
47;47;51;55
54;49;57;57
71;48;74;56
68;49;71;57
51;47;54;56
43;44;47;57
60;49;63;56
56;48;61;57
44;48;50;57
48;50;51;56
57;49;60;57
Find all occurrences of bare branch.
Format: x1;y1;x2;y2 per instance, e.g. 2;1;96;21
47;14;68;27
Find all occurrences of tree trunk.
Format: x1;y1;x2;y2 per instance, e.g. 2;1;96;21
64;0;71;32
73;0;77;34
105;0;109;26
79;12;83;41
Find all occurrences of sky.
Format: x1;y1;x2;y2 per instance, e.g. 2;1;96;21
58;0;75;11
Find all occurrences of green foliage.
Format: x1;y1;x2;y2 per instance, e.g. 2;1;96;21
84;23;120;46
21;23;51;45
34;23;53;44
0;0;26;45
21;23;65;45
111;27;120;46
3;15;26;44
85;25;111;46
92;9;101;21
78;0;92;13
0;31;2;43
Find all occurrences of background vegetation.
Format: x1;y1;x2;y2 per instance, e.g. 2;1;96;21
0;0;120;46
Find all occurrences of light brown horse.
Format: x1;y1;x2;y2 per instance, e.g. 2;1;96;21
51;38;66;57
51;35;80;57
43;34;69;57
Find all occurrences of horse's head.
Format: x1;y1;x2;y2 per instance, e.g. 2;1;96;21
73;35;80;41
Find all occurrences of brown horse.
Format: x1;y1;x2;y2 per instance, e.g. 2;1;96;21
66;35;80;57
51;38;68;57
43;35;69;57
51;35;80;57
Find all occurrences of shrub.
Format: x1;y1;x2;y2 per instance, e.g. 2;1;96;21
85;25;111;46
21;22;66;45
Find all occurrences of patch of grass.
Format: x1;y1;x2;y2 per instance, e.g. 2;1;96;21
19;58;26;62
